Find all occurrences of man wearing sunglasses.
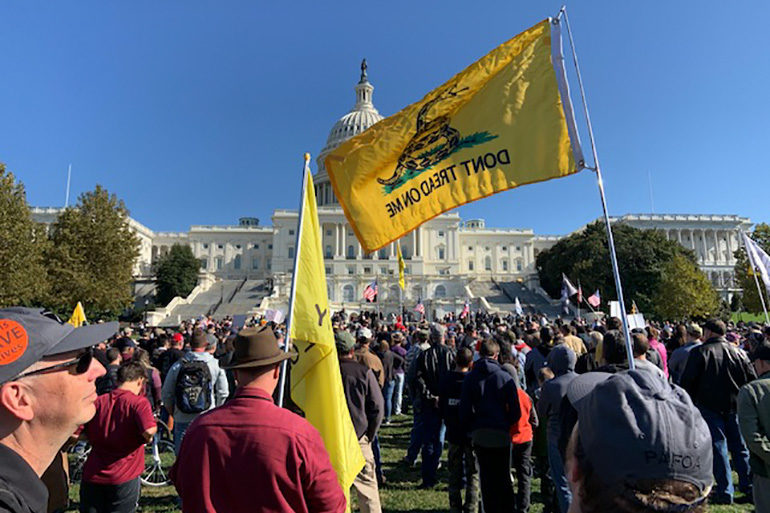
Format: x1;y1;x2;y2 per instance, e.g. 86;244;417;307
0;307;118;513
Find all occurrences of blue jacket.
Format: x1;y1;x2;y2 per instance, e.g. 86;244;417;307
459;358;520;435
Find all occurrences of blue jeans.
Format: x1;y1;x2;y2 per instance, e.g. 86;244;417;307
547;439;572;513
174;421;191;455
383;380;395;421
407;410;424;463
699;408;752;501
393;373;405;415
421;407;444;486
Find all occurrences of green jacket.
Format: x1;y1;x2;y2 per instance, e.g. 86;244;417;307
737;371;770;478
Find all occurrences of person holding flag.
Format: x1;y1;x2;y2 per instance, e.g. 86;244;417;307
363;280;378;302
459;301;470;320
415;298;425;319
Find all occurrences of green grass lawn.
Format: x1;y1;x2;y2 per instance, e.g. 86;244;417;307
67;414;754;512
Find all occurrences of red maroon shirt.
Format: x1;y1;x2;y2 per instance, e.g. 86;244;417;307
170;386;346;513
82;388;156;485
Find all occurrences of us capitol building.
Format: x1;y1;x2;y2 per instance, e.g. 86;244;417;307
32;63;752;321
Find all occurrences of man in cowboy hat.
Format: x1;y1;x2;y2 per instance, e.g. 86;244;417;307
170;325;345;513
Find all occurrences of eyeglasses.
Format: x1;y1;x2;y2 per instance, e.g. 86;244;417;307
12;348;94;380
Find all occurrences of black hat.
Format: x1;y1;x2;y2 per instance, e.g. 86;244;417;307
567;369;712;495
0;307;118;383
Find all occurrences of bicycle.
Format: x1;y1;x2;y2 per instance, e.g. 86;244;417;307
140;414;175;487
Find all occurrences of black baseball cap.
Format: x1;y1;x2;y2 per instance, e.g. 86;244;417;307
0;307;118;383
567;369;713;495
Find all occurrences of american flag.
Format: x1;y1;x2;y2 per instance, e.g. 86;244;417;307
587;290;601;308
363;280;378;302
414;298;425;316
459;301;470;319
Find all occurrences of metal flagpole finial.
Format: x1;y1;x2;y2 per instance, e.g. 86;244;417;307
304;152;311;163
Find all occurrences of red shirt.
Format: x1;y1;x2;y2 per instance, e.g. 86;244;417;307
170;386;346;513
510;389;534;444
83;389;156;485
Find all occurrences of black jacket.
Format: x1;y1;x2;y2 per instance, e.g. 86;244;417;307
439;370;469;444
680;336;757;414
459;358;521;435
414;344;455;409
339;358;384;440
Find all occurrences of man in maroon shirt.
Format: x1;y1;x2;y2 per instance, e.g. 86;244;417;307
171;325;346;513
80;362;157;513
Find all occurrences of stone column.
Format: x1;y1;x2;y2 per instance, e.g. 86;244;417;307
341;224;347;258
334;224;340;257
390;242;396;258
357;241;362;259
412;230;417;259
727;231;734;263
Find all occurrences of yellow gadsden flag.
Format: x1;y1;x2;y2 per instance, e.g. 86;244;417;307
289;156;364;506
326;19;583;252
397;241;406;290
68;302;87;327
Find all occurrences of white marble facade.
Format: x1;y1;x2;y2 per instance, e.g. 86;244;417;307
30;65;753;303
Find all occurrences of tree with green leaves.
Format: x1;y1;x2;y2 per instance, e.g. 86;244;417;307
733;223;770;315
652;253;720;320
0;164;49;306
154;244;200;305
536;221;712;317
45;185;140;319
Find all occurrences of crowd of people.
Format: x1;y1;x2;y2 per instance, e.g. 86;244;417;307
1;306;770;513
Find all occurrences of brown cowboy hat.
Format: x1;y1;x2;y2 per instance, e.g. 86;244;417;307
223;325;296;369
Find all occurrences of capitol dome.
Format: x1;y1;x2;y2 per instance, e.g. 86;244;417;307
315;60;383;205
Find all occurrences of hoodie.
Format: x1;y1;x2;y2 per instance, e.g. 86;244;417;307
459;358;520;446
537;344;577;442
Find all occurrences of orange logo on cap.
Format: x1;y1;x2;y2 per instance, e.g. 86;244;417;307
0;320;29;365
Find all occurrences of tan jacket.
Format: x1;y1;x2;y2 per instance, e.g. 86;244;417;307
563;334;587;356
356;347;385;387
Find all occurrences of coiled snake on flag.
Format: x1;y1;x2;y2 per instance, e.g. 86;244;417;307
377;85;468;186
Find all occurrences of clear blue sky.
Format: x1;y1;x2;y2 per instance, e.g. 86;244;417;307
1;1;768;235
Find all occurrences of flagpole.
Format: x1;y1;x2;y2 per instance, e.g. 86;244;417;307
560;7;634;369
742;231;770;324
277;153;312;407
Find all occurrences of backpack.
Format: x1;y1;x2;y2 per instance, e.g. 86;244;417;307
174;358;213;414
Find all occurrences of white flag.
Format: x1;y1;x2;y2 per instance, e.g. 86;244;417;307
514;297;524;316
562;273;578;297
742;231;770;299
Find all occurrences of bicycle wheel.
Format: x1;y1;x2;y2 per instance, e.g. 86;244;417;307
141;438;175;487
67;442;91;484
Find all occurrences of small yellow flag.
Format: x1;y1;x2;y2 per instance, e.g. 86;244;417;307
289;157;364;507
68;302;87;327
326;19;582;252
397;241;406;290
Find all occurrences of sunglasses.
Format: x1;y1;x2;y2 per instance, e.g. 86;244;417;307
12;348;94;380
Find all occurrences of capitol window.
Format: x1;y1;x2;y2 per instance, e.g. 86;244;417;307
501;246;507;251
439;231;445;237
485;256;492;271
288;247;295;258
348;267;354;275
216;257;223;270
234;255;241;270
468;246;473;251
438;247;445;260
289;230;295;236
218;244;224;249
326;229;332;236
380;267;388;275
326;266;332;275
516;259;523;271
253;244;259;249
434;285;447;298
325;245;332;258
468;261;474;271
268;244;273;250
203;243;209;249
502;260;508;271
252;257;259;270
364;266;371;274
200;258;207;270
235;244;241;250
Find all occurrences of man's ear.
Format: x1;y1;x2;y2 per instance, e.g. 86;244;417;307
272;365;281;379
0;382;35;422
